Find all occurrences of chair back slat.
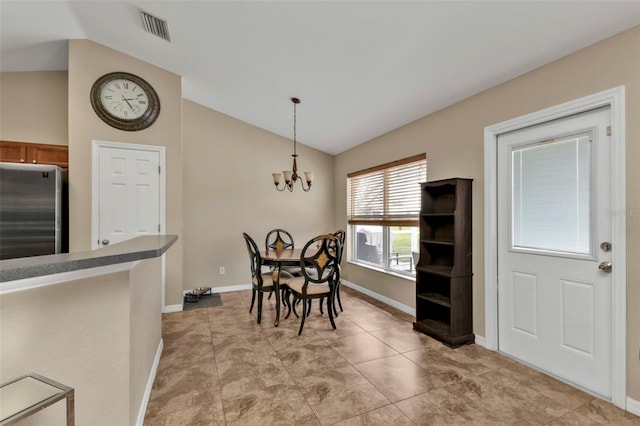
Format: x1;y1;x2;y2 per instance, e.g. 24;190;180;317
265;228;294;251
243;232;263;284
333;229;346;264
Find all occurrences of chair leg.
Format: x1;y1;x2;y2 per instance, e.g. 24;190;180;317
306;299;312;316
257;291;263;324
291;295;300;318
281;287;289;312
298;298;307;335
336;283;343;312
285;291;293;319
327;295;337;330
249;288;256;313
319;298;324;315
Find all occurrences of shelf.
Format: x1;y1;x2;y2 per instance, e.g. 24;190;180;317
417;266;473;278
421;213;454;217
413;318;450;337
417;292;451;308
421;239;454;246
416;265;452;276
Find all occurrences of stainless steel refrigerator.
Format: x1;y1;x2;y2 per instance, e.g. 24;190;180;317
0;162;68;260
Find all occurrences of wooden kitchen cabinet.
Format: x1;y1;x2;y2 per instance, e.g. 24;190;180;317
0;140;68;168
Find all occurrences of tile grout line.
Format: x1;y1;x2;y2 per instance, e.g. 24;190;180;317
263;314;325;425
206;306;229;426
541;398;598;425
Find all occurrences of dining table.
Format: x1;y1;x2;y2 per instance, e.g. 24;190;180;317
261;248;303;326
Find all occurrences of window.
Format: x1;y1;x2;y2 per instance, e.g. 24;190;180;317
511;132;592;256
347;154;426;276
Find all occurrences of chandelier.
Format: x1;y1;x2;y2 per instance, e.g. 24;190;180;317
272;97;313;192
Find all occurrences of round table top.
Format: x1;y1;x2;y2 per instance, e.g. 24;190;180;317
261;248;303;263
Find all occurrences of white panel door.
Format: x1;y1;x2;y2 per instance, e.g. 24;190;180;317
497;107;612;398
98;146;160;247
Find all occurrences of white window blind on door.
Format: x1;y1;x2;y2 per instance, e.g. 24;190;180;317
511;132;592;255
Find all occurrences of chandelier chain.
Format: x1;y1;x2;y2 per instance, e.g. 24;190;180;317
293;100;297;156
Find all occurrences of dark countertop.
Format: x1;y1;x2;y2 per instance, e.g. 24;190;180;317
0;235;178;283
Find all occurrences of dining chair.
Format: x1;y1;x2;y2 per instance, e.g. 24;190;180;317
265;228;301;277
243;232;292;324
285;234;339;335
316;229;345;317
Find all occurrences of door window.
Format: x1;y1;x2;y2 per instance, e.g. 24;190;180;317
511;132;593;257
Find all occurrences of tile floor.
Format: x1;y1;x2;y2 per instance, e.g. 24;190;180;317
144;287;640;425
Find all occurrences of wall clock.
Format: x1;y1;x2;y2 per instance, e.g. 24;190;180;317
90;72;160;131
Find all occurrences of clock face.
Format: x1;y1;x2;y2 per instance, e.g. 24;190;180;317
90;72;160;131
99;78;150;120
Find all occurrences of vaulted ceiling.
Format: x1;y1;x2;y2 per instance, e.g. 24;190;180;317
1;1;638;154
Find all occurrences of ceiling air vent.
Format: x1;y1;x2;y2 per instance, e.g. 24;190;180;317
140;10;171;42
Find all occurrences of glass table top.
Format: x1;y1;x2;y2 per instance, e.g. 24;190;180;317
0;375;69;423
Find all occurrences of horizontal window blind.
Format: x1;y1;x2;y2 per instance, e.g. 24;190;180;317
347;154;426;226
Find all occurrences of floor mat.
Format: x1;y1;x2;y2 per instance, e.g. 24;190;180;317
183;292;222;311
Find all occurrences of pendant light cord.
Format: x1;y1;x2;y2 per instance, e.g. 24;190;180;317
293;100;297;156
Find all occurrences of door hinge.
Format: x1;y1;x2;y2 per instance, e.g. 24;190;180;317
607;126;612;136
158;224;161;232
158;165;161;174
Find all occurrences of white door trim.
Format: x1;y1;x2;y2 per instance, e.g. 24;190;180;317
483;86;626;408
91;140;167;310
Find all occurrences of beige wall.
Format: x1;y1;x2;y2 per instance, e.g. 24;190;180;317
67;40;185;306
334;26;640;399
129;257;162;425
0;259;164;425
0;71;69;145
182;100;335;289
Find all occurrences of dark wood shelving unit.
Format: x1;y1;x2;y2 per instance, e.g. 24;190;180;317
413;178;474;348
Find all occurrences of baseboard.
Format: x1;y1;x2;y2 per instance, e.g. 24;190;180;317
627;397;640;417
136;339;163;426
185;284;252;294
163;304;182;313
340;279;415;316
212;284;252;293
474;334;487;348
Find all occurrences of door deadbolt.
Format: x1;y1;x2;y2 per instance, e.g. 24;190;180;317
600;242;612;252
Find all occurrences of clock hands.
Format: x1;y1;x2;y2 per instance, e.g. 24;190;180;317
121;95;142;114
121;95;135;110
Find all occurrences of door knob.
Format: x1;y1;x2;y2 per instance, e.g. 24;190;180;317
598;261;612;273
101;239;110;246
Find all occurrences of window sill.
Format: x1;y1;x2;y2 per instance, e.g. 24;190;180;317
347;260;416;283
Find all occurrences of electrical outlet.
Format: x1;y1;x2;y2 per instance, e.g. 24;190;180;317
219;266;225;275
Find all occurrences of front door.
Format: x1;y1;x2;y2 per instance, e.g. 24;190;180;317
497;107;612;398
95;144;161;248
